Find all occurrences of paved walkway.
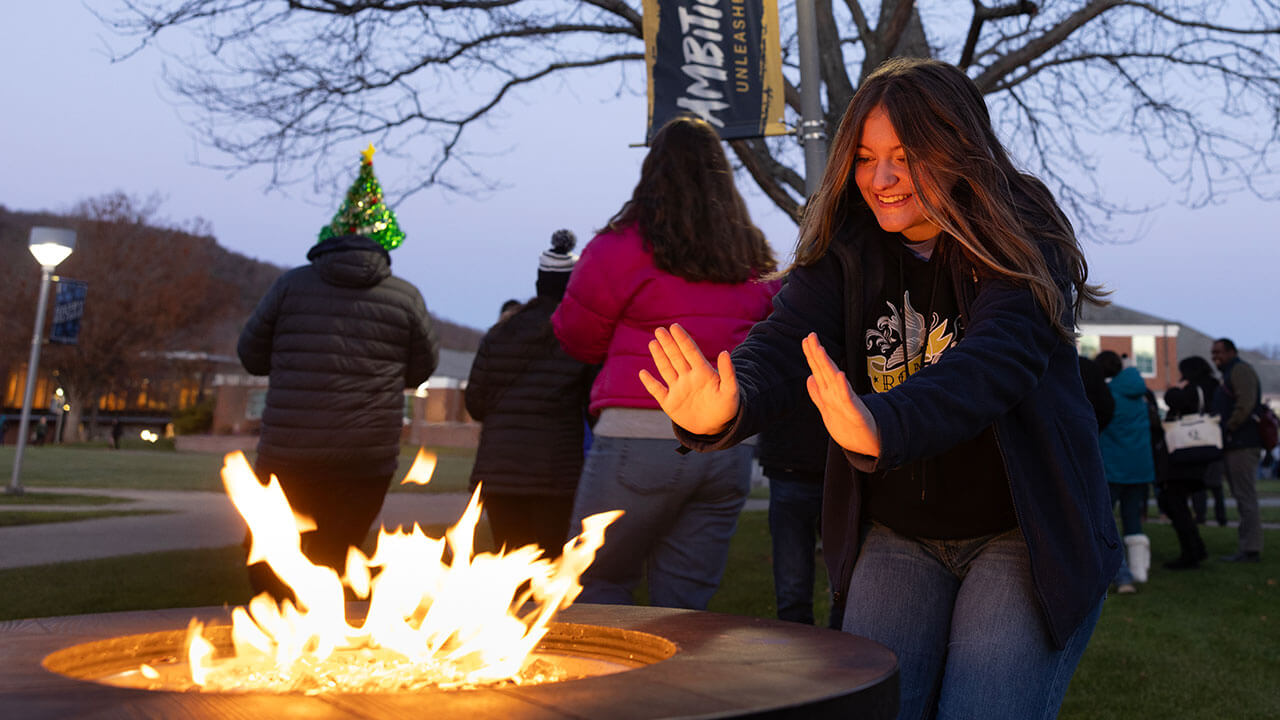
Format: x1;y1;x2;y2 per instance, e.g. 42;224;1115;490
0;487;1268;570
0;488;477;570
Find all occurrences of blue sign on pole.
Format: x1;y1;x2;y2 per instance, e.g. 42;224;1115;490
642;0;787;143
49;279;87;345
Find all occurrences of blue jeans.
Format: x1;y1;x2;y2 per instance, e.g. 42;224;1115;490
1108;482;1148;586
569;436;752;610
1108;482;1147;536
765;470;824;624
842;523;1102;720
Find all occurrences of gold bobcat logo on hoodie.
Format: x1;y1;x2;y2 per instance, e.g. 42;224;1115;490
865;290;957;392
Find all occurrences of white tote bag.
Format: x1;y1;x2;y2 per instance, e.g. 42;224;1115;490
1162;387;1222;462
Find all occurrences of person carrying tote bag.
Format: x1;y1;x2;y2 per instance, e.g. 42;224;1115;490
1164;384;1223;466
1161;357;1218;569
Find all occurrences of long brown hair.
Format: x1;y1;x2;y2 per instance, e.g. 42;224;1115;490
606;116;776;283
795;57;1106;338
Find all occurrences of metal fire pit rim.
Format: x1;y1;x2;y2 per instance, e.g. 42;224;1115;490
7;603;898;720
41;618;680;691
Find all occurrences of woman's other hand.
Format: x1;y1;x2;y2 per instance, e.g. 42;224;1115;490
803;333;880;457
639;323;739;435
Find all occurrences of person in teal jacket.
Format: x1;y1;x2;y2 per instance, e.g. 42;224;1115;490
1095;350;1155;590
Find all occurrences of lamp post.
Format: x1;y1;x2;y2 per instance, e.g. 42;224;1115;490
795;0;828;196
7;227;76;495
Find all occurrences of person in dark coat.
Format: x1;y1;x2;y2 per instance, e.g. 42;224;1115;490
1161;356;1217;569
758;397;828;625
237;230;438;599
1078;356;1115;432
498;298;522;323
1211;337;1264;562
640;59;1118;720
465;231;594;559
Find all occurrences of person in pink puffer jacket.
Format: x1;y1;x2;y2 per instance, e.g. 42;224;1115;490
552;116;780;610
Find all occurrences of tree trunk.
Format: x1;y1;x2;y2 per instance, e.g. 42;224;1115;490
62;402;84;444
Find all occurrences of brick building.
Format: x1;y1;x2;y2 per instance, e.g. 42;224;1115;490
1076;303;1280;403
208;347;480;449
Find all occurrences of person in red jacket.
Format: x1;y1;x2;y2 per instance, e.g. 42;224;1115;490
552;116;779;610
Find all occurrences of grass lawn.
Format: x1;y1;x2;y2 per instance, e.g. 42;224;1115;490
0;509;167;527
1256;506;1280;524
0;512;1274;717
0;491;130;506
0;444;477;493
1061;525;1279;719
386;445;477;494
0;445;226;491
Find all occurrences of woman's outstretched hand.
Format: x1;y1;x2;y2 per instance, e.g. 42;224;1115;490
639;324;739;435
803;333;880;457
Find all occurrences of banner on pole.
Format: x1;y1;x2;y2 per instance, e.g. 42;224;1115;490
643;0;787;143
49;279;87;345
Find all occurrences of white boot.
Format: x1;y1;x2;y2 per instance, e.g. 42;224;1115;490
1124;534;1151;583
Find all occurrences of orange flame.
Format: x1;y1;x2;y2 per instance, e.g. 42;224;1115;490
181;451;620;692
401;448;438;486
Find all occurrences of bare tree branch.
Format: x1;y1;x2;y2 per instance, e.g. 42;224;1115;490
816;0;856;126
959;1;1038;69
93;0;1280;237
730;138;804;222
973;0;1123;92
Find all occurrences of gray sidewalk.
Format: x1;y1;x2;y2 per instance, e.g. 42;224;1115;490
0;488;475;570
0;488;1269;570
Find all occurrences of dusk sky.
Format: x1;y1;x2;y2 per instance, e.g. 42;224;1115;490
4;3;1278;351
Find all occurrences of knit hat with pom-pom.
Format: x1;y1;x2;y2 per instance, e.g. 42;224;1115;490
536;229;578;300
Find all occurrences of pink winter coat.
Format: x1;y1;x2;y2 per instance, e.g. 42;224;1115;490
552;224;781;415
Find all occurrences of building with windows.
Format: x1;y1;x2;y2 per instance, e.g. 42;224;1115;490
1077;304;1183;390
1076;303;1280;401
206;347;480;450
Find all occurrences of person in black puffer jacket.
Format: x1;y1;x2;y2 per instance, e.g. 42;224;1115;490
466;230;595;559
238;232;438;598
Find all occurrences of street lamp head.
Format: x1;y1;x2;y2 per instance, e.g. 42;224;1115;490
28;226;76;269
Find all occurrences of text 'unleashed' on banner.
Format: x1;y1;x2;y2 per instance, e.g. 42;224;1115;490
643;0;786;142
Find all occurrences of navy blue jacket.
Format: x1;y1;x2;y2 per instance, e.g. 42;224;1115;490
677;216;1120;649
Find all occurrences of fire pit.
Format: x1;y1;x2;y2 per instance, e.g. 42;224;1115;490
2;603;898;718
3;451;897;716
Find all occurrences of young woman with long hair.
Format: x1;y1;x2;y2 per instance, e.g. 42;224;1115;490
640;58;1120;719
551;115;779;610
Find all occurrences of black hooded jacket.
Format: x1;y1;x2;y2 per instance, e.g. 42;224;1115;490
237;235;439;477
465;296;594;497
677;213;1120;650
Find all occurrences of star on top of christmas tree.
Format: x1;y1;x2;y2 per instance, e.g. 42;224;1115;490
318;143;406;250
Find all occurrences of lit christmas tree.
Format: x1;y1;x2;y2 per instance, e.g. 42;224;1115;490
317;144;406;250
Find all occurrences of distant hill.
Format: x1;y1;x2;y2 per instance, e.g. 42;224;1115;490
0;205;483;354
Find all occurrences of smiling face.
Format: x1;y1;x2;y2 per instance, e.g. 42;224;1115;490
853;105;943;243
1211;340;1235;370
